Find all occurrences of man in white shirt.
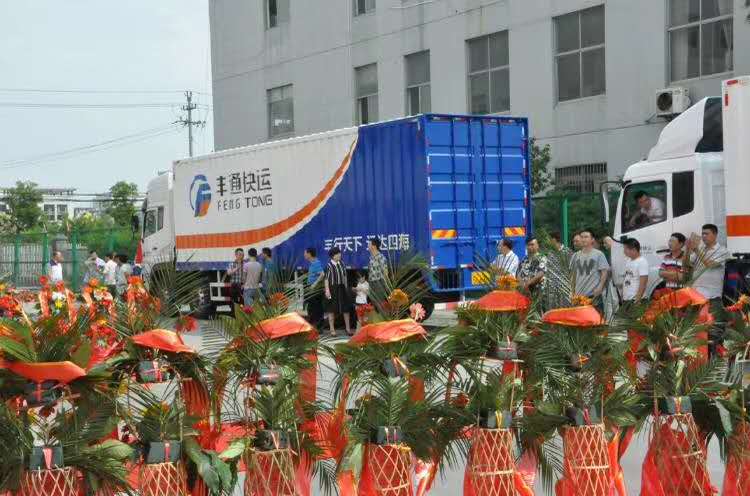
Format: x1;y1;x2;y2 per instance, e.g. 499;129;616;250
48;251;64;283
629;191;665;228
685;223;731;354
619;238;649;304
103;253;118;295
493;239;519;276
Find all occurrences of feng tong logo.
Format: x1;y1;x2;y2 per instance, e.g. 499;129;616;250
189;174;212;217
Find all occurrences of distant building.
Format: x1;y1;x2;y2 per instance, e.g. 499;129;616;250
0;187;98;222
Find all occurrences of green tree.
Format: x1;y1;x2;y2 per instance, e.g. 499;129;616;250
530;137;552;195
3;181;43;233
105;181;139;226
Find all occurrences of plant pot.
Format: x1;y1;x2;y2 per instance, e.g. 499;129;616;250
380;357;409;378
255;430;290;451
24;381;61;407
643;413;712;496
29;446;64;470
370;426;404;445
565;406;601;426
139;462;188;496
560;424;611;496
477;410;513;429
136;360;172;384
486;342;518;361
466;428;517;496
19;467;78;496
255;365;281;386
244;448;296;496
658;396;692;415
145;441;181;464
362;444;413;496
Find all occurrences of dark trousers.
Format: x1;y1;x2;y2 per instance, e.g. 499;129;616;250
230;283;244;306
306;292;324;328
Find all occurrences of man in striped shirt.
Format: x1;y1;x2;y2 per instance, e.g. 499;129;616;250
658;232;686;291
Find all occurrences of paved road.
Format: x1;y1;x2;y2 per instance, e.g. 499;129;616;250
184;309;726;496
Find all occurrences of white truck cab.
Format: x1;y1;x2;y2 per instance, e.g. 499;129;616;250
141;172;176;269
605;76;750;299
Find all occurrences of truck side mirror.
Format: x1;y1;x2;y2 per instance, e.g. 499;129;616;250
599;181;621;229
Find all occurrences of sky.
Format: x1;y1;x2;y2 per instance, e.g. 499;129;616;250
0;1;213;193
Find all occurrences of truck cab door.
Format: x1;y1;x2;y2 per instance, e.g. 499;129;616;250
142;205;171;264
612;176;672;296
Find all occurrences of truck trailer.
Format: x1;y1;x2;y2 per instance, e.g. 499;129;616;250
141;114;531;316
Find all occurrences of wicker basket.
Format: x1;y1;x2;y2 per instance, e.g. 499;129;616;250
467;428;518;496
562;424;611;496
651;413;711;496
244;448;296;496
18;467;78;496
139;462;188;496
364;444;413;496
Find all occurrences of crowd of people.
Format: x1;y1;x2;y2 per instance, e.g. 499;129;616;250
224;238;389;338
48;250;136;297
494;223;732;351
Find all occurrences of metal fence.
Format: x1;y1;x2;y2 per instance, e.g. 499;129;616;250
532;191;618;246
0;227;138;290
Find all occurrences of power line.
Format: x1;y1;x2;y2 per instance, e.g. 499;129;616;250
0;102;211;110
0;124;180;170
0;88;212;96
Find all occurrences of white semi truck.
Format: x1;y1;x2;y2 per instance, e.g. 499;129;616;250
604;75;750;299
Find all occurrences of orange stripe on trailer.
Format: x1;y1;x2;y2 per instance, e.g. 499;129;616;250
503;227;526;237
727;215;750;237
432;229;457;239
175;139;357;250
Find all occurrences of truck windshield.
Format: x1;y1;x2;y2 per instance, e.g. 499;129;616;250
621;181;667;233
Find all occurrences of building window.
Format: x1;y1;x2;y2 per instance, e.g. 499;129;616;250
43;204;55;222
467;31;510;114
264;0;289;29
555;163;607;193
668;0;733;82
555;5;605;102
354;0;375;16
56;204;68;221
267;84;294;138
405;51;431;115
355;64;379;125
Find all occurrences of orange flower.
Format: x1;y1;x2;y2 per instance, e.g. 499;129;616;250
726;294;750;313
89;278;101;287
176;315;199;333
496;274;519;290
571;295;593;307
269;292;290;309
128;276;143;286
55;281;66;291
387;289;409;308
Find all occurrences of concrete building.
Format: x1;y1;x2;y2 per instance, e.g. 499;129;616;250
0;188;96;222
209;0;750;191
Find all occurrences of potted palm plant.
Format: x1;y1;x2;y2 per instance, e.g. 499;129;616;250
617;288;724;496
523;300;637;496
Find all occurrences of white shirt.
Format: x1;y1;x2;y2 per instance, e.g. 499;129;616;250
48;262;63;283
494;251;520;276
355;281;370;305
640;197;665;222
116;263;132;288
622;256;649;301
103;260;118;285
690;243;730;299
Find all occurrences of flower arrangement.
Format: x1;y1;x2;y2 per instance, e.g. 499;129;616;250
571;294;593;307
496;274;519;291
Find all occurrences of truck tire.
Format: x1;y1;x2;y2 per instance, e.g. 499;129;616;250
147;267;214;320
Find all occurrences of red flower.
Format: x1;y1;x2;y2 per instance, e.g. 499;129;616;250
452;393;470;409
176;316;199;333
55;281;65;291
355;303;374;319
39;276;49;286
242;305;254;314
716;344;728;358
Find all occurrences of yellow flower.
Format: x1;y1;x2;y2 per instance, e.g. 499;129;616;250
388;289;409;308
54;300;63;309
496;274;518;290
571;295;592;307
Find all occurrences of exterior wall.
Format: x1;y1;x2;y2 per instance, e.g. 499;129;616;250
209;0;750;181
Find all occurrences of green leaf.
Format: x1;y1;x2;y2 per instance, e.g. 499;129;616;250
715;401;734;436
0;337;35;362
219;438;249;461
71;341;92;369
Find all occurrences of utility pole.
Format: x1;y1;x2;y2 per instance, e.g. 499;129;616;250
176;91;205;157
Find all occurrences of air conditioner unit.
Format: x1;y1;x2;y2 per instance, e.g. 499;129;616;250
655;87;691;117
